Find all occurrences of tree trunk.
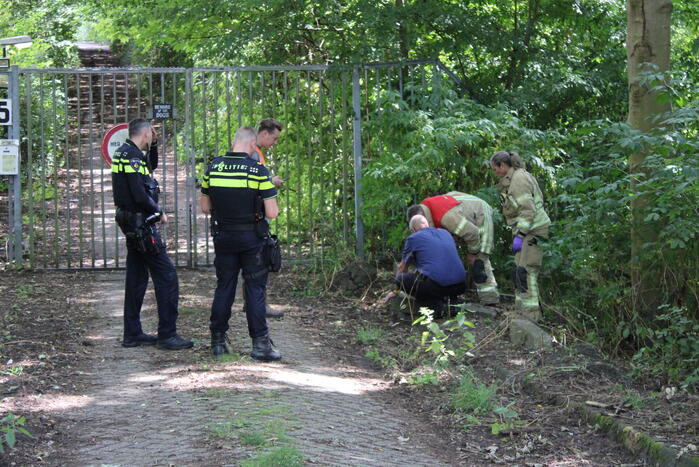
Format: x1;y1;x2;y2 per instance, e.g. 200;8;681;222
626;0;672;321
396;0;410;60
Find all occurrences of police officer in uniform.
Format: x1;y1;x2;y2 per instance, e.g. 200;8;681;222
199;126;281;361
112;118;193;350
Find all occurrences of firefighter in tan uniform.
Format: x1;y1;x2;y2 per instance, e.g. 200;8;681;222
407;193;500;305
490;150;550;321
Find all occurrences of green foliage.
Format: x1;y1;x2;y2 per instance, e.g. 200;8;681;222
0;413;32;454
241;446;305;467
0;0;81;67
451;370;497;416
355;326;383;346
1;366;24;376
631;307;699;391
362;85;557;253
413;308;476;369
407;371;440;386
364;349;398;370
544;78;699;347
491;403;522;435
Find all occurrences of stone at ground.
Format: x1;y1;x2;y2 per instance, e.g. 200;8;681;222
509;318;553;349
464;302;499;318
386;291;417;319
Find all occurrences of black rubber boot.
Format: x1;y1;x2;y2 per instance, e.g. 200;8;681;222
211;331;229;356
250;336;281;362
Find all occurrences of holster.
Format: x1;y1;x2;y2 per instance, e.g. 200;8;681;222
263;234;282;273
116;209;160;255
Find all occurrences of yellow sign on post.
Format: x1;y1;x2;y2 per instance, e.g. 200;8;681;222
0;139;19;175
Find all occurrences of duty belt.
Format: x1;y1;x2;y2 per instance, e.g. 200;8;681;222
217;223;257;232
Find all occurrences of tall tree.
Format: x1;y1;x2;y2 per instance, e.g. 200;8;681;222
626;0;673;320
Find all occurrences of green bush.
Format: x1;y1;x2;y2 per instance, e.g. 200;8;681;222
451;370;497;415
631;307;699;391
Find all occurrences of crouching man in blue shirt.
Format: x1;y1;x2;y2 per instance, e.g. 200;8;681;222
395;214;467;317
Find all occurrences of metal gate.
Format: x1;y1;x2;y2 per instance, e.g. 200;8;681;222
2;60;453;269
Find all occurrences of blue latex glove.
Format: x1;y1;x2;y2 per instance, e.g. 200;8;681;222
512;235;524;253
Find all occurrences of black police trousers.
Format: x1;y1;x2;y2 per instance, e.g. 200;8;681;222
210;231;269;338
123;229;179;339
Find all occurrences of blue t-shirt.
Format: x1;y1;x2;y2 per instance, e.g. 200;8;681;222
402;227;467;286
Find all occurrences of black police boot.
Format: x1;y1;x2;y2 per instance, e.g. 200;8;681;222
211;331;229;356
250;336;281;362
157;334;194;350
122;333;157;348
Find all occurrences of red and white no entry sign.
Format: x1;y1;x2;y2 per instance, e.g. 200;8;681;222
101;123;129;166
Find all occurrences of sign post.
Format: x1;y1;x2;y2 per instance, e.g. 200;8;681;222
4;66;21;264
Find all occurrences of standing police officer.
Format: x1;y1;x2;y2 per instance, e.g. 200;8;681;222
199;126;282;361
112;118;193;350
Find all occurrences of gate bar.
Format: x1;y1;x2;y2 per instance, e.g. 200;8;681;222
9;66;22;264
351;67;364;259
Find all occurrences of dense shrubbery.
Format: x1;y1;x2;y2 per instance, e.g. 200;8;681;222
361;81;699;389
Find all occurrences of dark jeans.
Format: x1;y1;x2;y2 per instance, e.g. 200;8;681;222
395;272;466;308
210;231;269;338
124;229;178;339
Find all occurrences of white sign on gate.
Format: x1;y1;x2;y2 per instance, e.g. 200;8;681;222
0;99;12;126
0;139;19;175
101;122;129;166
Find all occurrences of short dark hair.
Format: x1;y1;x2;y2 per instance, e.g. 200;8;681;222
258;118;283;134
129;118;152;139
490;150;525;169
406;204;424;222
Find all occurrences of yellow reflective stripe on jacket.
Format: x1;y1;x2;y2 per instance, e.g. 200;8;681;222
201;175;209;189
111;158;150;175
123;166;150;175
208;178;275;190
480;202;494;254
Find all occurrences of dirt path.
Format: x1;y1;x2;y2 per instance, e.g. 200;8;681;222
58;272;455;466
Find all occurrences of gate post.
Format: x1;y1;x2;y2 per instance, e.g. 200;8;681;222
7;65;22;265
351;67;365;259
184;68;194;267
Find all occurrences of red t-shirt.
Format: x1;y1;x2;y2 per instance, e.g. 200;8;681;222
421;195;459;228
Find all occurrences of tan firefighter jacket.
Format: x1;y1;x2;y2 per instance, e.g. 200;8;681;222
497;167;550;238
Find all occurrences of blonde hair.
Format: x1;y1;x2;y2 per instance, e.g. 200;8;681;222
233;126;257;145
491;150;525;170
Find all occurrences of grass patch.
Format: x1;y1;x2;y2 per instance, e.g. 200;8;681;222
208;421;237;438
451;370;497;415
239;430;269;446
15;284;46;300
364;349;398;369
240;446;305;467
253;406;292;417
262;390;281;399
204;388;231;398
1;366;24;376
355;326;383;345
214;353;245;363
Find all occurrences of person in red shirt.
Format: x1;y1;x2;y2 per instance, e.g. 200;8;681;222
407;192;500;306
